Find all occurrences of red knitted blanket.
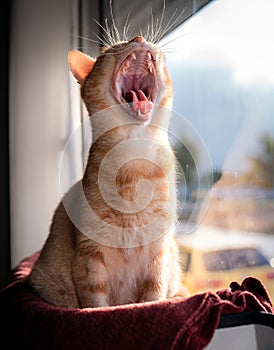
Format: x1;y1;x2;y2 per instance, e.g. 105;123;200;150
0;252;273;350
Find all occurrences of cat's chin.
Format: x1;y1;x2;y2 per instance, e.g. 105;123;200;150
128;105;153;124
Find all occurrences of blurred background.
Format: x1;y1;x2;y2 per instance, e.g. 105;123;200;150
165;0;274;298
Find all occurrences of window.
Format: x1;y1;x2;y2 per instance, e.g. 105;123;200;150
162;0;274;300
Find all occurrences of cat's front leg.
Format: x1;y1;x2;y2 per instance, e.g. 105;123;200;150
138;252;169;303
72;246;110;308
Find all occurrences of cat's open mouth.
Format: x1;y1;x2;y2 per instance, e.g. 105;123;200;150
113;49;156;122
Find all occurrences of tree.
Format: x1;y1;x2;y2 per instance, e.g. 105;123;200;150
174;140;197;186
247;134;274;188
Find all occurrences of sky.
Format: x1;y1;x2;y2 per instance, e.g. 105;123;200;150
161;0;274;173
164;0;274;84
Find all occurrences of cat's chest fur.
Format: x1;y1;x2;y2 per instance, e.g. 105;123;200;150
79;124;176;248
102;246;150;305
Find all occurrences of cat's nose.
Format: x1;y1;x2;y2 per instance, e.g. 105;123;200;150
130;36;145;44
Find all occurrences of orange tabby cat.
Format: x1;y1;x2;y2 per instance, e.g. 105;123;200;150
29;36;187;308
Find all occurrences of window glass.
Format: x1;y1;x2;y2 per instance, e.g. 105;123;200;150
204;248;269;272
162;0;274;300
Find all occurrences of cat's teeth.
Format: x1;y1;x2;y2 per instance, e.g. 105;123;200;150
131;53;136;60
147;52;152;60
148;63;153;74
122;62;129;73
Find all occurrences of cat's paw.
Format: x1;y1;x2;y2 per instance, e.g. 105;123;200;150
139;292;165;303
80;293;110;308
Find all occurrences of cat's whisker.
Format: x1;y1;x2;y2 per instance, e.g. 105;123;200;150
160;48;178;53
126;27;135;43
151;17;159;43
157;8;179;42
123;12;132;42
161;51;178;56
148;7;155;43
77;46;101;52
156;8;186;43
110;25;118;45
110;0;122;44
161;48;178;53
155;17;164;43
101;18;118;46
168;9;186;35
138;25;144;40
145;23;151;43
104;18;118;46
73;34;110;51
158;32;187;51
156;0;167;43
151;0;166;44
93;19;114;47
102;18;114;45
94;32;112;48
73;34;100;46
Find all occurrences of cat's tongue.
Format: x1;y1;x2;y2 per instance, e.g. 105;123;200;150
125;90;153;121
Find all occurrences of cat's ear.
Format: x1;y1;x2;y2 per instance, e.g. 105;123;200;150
68;50;96;85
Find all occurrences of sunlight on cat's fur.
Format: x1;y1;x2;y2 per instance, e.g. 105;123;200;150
29;29;189;308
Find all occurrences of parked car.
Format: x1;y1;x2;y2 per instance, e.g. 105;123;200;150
176;226;274;299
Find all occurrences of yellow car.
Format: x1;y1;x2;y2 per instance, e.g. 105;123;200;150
176;226;274;300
